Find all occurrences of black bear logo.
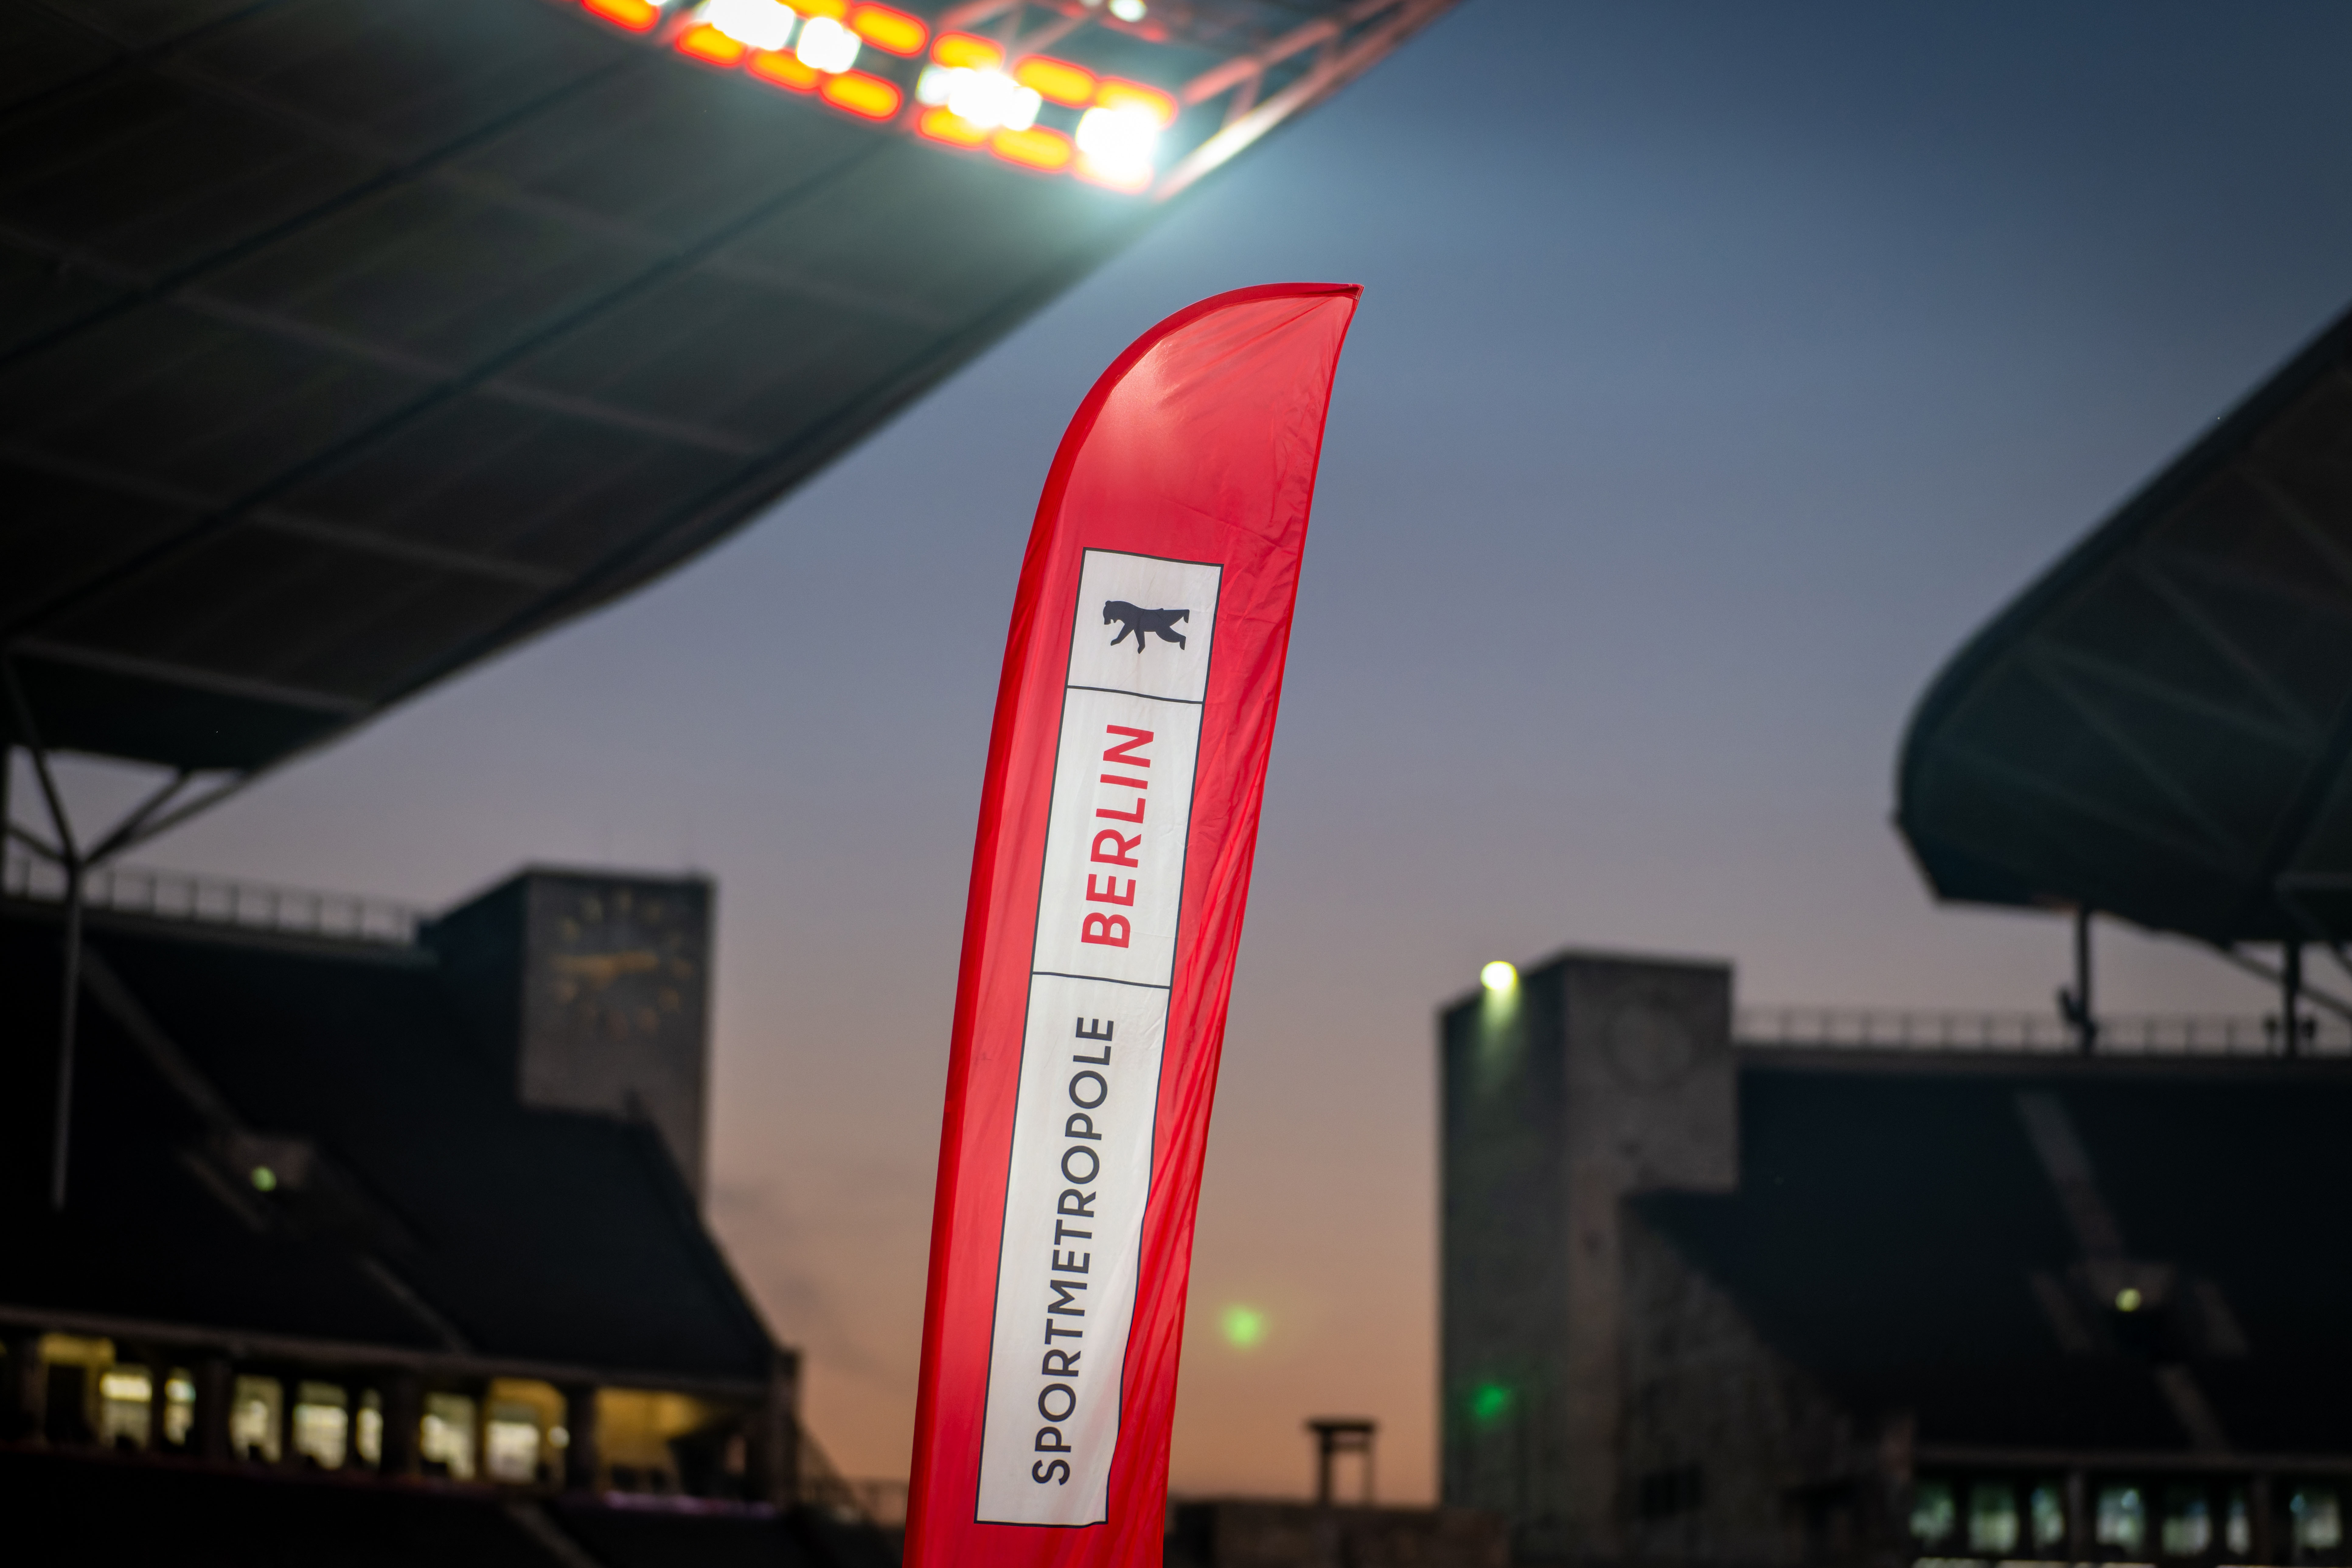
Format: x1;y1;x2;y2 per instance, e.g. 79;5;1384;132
1104;601;1189;651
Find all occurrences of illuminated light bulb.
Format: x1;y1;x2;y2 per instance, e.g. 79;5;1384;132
795;14;860;73
931;30;1003;71
945;68;1041;132
2116;1286;2143;1312
1015;55;1097;106
821;69;901;119
749;47;820;89
702;0;795;48
917;105;990;145
676;23;746;63
1108;0;1146;19
1074;103;1160;183
583;0;663;31
1093;76;1176;126
251;1165;278;1192
991;124;1073;171
1481;960;1518;993
914;63;959;106
848;2;926;57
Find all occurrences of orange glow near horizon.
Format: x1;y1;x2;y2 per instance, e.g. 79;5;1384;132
1014;55;1096;107
822;70;903;119
991;124;1074;172
582;0;661;30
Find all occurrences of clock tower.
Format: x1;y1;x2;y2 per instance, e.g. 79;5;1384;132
425;867;715;1200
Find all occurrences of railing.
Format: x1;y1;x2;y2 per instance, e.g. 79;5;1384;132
3;851;424;946
1737;1006;2352;1057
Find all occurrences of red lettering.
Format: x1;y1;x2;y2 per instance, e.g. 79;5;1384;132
1096;797;1144;824
1086;875;1136;906
1102;726;1153;768
1099;774;1148;790
1090;829;1141;867
1080;913;1130;947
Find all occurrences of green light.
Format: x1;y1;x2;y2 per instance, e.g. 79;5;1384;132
1480;961;1517;993
1221;1305;1266;1349
250;1166;277;1192
1469;1382;1513;1425
2115;1286;2142;1313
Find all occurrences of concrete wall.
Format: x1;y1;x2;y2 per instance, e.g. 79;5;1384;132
1618;1208;1858;1566
1439;952;1741;1563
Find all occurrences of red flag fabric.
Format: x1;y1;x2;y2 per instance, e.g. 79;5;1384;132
905;283;1362;1567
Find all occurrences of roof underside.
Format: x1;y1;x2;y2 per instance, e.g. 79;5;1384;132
0;0;1425;774
1898;301;2352;946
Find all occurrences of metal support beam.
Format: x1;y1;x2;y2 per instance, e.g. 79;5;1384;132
2059;906;2098;1054
2283;940;2305;1057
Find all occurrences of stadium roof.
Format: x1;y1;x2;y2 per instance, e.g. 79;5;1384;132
0;0;1450;793
1897;301;2352;947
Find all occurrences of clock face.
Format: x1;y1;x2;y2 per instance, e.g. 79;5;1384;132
537;881;703;1046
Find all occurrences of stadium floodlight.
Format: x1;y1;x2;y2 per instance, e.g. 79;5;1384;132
927;67;1042;133
795;13;861;72
584;0;664;29
1014;55;1097;107
1074;103;1160;187
566;0;1461;199
703;0;796;49
847;2;926;55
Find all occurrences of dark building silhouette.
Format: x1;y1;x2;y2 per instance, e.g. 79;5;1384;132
0;859;891;1566
1442;951;2352;1567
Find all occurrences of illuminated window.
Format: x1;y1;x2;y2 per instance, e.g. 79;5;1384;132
485;1401;543;1483
2161;1487;2211;1556
231;1376;282;1463
292;1382;349;1469
2029;1483;2066;1550
2295;1488;2343;1551
2096;1486;2146;1554
163;1372;195;1448
421;1393;477;1480
98;1366;152;1448
1910;1481;1956;1545
1968;1483;2018;1554
355;1390;383;1467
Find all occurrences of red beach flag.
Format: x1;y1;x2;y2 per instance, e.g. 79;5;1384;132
906;284;1362;1567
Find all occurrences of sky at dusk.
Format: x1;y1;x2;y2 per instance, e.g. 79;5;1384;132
32;0;2352;1503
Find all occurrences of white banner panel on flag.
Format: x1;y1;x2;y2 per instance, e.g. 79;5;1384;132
975;551;1219;1523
